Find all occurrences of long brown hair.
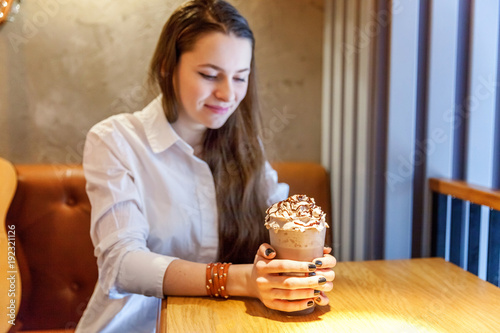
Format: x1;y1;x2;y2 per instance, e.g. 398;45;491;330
149;0;269;263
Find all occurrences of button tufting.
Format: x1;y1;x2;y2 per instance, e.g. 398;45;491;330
66;197;76;206
71;282;80;291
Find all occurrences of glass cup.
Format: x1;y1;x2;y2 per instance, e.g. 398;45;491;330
269;227;326;315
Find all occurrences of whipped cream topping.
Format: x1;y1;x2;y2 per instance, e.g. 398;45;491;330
265;194;328;232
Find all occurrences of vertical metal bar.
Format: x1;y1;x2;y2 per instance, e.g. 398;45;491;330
431;192;448;258
445;194;452;261
478;206;491;279
449;198;465;266
462;201;470;269
467;203;481;275
486;209;500;286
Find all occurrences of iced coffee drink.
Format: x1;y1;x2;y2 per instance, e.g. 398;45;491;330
265;194;328;262
264;194;329;315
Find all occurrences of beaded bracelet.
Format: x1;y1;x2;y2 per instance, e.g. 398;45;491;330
205;262;232;298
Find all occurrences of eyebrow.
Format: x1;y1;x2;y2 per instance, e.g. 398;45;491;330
198;64;250;73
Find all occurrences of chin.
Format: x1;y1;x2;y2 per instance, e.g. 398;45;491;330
206;123;226;130
204;117;231;130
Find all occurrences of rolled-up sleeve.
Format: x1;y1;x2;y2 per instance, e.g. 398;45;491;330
83;127;177;299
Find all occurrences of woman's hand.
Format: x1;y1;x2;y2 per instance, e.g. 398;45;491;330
312;247;336;306
250;243;336;312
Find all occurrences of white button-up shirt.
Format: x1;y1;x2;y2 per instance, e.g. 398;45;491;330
76;96;288;333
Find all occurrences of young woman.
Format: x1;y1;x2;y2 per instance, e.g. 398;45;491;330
76;1;335;332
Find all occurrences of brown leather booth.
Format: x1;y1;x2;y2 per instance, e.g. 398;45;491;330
4;161;331;332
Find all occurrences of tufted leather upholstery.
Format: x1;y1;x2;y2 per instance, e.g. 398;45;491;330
5;162;330;332
6;165;96;332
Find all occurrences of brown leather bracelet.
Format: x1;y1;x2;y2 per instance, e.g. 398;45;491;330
206;262;232;298
219;263;232;299
216;263;224;297
206;263;214;296
212;262;220;297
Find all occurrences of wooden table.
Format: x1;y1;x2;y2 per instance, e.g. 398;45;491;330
157;258;500;332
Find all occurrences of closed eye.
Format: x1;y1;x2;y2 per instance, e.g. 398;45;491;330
199;72;217;80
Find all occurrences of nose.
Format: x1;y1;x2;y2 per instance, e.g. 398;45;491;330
214;78;235;102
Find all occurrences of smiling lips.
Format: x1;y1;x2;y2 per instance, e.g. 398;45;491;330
205;104;231;114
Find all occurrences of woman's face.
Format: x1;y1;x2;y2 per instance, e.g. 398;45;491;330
173;32;252;131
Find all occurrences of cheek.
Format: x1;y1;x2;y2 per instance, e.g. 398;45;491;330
181;79;210;102
236;84;249;102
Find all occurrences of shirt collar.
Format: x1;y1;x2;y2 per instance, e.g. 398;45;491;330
135;95;194;155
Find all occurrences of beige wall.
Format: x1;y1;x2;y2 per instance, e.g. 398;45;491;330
0;0;323;164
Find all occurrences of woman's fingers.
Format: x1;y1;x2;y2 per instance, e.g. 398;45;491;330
268;287;320;301
254;248;336;287
255;258;318;275
263;298;316;312
312;253;336;269
256;244;336;272
254;243;276;263
315;267;335;284
253;243;335;312
314;291;329;306
257;273;333;292
261;289;330;312
256;258;336;278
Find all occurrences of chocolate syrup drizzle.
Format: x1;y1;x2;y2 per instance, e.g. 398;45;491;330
265;194;325;227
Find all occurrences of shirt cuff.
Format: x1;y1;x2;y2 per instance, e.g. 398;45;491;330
116;251;178;298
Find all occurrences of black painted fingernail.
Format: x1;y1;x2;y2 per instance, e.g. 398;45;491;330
318;277;327;285
307;300;314;307
308;264;317;272
309;272;316;276
314;290;321;296
314;260;323;267
265;248;275;256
